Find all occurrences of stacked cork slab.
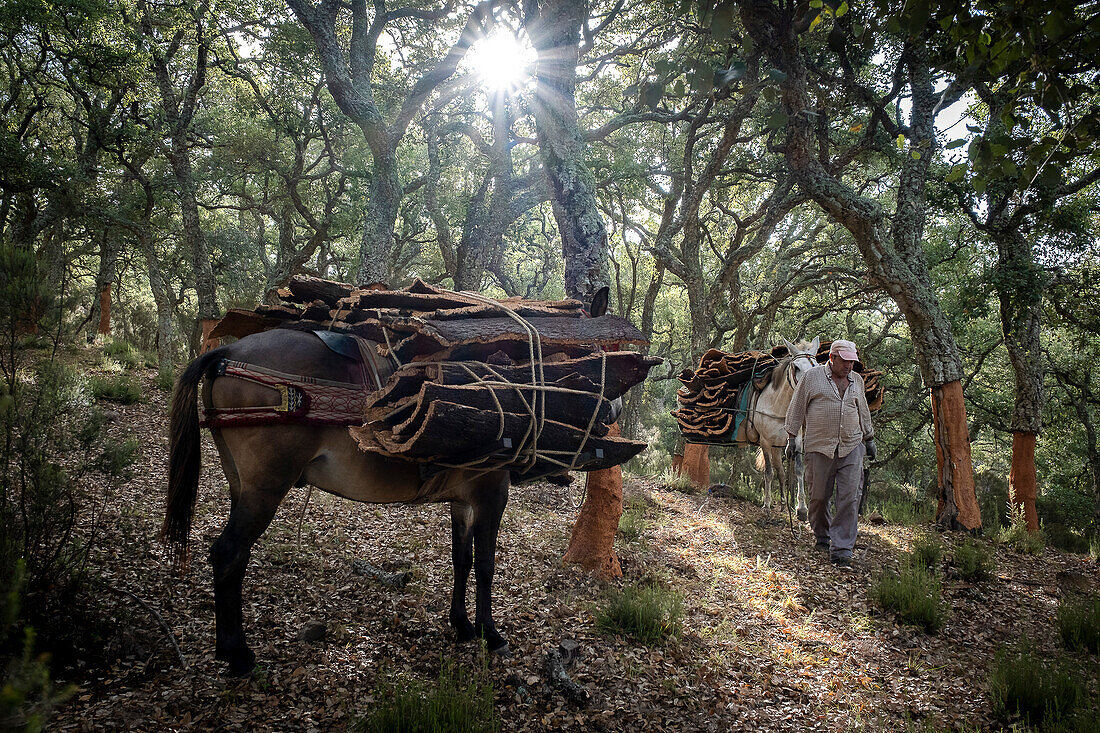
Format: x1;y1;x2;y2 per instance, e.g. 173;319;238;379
673;341;884;443
210;275;661;480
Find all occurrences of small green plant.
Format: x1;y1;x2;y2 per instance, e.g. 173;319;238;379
155;367;175;392
88;373;143;404
997;503;1045;555
953;539;996;582
911;533;943;569
102;340;143;370
989;638;1085;727
597;582;683;645
877;498;931;526
1057;595;1100;654
617;497;648;543
102;340;133;358
872;559;947;633
658;469;698;493
358;656;498;733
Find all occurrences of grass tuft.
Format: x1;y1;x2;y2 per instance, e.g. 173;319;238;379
617;498;648;543
911;533;943;569
88;373;143;404
597;582;683;645
872;559;946;633
989;638;1085;727
996;502;1045;555
358;656;498;733
953;539;996;582
658;469;698;493
1057;595;1100;654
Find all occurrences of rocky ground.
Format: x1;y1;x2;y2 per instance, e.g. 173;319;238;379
47;366;1100;732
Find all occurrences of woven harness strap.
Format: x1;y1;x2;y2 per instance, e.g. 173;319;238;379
200;359;369;428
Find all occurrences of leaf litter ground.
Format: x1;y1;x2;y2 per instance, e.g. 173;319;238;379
50;366;1099;732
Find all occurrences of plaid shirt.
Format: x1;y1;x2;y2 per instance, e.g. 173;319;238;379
784;364;874;458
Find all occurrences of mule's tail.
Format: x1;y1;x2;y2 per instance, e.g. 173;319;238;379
163;346;227;571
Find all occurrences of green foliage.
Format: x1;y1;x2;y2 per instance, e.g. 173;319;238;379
597;582;683;646
872;559;947;633
997;503;1045;555
1057;595;1100;655
357;656;498;733
1;564;73;732
658;469;698;493
989;639;1086;728
952;539;996;582
88;373;143;404
911;533;943;569
617;498;648;543
155;367;175;392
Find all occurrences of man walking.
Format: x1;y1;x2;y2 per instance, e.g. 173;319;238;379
784;339;876;568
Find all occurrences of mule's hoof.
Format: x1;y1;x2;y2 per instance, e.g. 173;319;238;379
489;641;511;658
222;649;257;678
797;508;808;521
452;618;478;644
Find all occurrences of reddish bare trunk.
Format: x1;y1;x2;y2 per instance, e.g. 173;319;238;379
97;284;111;335
683;443;710;488
1009;431;1040;532
931;381;982;530
562;423;623;579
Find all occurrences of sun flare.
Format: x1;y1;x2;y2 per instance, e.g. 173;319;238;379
468;31;534;93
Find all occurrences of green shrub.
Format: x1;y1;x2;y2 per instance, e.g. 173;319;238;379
953;539;996;582
617;497;648;543
989;639;1085;727
1057;595;1100;654
155;367;175;392
358;656;498;733
911;533;943;569
101;339;134;358
658;469;698;493
597;582;683;645
877;498;932;526
88;373;143;404
997;504;1045;555
872;559;947;633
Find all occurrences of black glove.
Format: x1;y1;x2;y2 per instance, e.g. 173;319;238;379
784;435;797;460
865;439;878;461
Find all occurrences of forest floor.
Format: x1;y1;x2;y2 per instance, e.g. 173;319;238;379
48;363;1100;732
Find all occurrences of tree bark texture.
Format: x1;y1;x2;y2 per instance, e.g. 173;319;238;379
931;382;982;530
1009;432;1040;532
97;285;111;336
523;0;609;302
738;1;978;528
683;443;710;488
562;422;623;579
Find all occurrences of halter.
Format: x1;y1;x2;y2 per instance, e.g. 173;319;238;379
786;352;817;390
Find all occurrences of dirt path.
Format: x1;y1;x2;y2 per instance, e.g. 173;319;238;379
51;368;1099;732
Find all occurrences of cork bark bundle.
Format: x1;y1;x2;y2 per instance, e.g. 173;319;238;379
210;275;661;480
673;341;884;442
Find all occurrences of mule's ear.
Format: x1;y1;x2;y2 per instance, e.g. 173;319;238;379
589;286;610;317
809;336;820;354
780;335;797;355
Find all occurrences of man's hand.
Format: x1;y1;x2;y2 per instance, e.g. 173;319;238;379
865;439;878;461
784;435;797;460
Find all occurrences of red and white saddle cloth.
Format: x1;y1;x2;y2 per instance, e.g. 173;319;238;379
199;336;385;429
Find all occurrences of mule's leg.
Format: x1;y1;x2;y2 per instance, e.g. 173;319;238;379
761;451;775;516
449;501;477;643
210;480;292;676
793;442;808;521
471;473;509;653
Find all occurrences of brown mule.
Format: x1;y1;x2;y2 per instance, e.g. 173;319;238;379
164;328;511;676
